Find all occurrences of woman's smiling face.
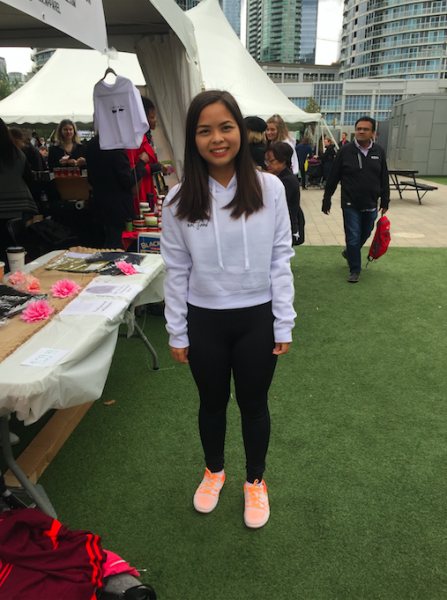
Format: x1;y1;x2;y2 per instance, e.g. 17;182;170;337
61;124;74;142
195;101;241;178
266;124;278;141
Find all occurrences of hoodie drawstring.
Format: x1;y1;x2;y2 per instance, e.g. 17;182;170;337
211;181;225;270
241;216;250;271
211;178;250;272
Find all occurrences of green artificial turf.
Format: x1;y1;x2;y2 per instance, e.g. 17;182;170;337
39;246;447;600
419;177;447;186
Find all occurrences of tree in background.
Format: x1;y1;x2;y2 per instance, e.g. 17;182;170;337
0;73;22;101
304;96;321;114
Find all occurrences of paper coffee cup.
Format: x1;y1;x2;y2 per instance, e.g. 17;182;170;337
6;246;25;273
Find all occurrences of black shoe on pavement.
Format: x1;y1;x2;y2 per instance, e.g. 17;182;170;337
347;272;360;283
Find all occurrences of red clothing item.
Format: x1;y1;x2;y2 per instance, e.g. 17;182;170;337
0;508;106;600
126;134;158;214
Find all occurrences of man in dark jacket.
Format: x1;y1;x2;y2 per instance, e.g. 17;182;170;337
322;116;389;283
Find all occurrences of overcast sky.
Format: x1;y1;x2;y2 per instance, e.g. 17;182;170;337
1;0;344;73
0;47;33;73
316;0;344;64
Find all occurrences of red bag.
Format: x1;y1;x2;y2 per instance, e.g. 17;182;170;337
367;215;391;264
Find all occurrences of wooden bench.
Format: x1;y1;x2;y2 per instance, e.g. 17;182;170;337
399;181;438;204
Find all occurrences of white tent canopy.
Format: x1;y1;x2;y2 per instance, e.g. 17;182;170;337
1;0;320;171
186;0;318;123
136;0;320;171
0;49;146;126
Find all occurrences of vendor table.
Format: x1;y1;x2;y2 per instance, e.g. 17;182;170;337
0;251;165;516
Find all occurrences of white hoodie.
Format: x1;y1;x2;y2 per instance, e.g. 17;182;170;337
161;170;296;348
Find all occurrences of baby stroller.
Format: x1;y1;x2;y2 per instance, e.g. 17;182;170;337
305;158;324;189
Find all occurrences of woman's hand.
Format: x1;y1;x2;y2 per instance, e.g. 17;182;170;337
67;158;76;166
273;342;291;355
59;158;68;165
170;346;189;363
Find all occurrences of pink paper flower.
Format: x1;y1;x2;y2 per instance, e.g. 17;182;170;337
9;272;41;293
51;279;81;298
8;271;27;285
116;261;137;275
20;300;54;323
26;276;41;293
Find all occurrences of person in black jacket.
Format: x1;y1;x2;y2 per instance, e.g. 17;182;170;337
265;141;304;245
244;116;267;170
48;119;86;172
9;128;47;172
322;116;390;283
85;135;149;248
320;137;337;182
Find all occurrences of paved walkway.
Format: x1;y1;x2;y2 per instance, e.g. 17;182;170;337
301;178;447;248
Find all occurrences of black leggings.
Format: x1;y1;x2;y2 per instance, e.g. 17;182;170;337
187;302;278;483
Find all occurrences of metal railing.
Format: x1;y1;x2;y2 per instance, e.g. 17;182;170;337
366;6;447;25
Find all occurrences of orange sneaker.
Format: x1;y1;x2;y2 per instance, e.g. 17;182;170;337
244;479;270;529
193;468;225;514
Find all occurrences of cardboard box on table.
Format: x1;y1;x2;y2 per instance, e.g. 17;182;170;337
138;232;161;254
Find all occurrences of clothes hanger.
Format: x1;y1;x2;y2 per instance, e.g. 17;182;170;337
102;66;117;80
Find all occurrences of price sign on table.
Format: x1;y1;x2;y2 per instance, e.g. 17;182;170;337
21;348;70;368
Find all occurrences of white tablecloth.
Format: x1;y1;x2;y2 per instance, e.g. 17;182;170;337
0;252;165;424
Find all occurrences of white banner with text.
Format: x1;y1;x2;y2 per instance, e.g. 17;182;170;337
2;0;108;54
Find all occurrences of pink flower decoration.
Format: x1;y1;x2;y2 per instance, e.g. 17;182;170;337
8;271;26;285
25;276;40;293
9;272;41;293
51;279;81;298
115;261;137;275
20;300;54;323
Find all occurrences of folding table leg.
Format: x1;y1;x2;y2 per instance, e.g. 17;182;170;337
133;322;159;370
0;416;57;518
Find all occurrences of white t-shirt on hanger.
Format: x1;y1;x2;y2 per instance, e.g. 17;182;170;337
93;75;149;150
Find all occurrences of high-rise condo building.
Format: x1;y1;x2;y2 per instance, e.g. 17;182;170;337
175;0;242;37
339;0;447;79
300;0;319;63
247;0;309;63
221;0;242;36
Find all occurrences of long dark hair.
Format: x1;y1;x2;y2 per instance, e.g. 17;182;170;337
173;90;263;221
0;118;17;170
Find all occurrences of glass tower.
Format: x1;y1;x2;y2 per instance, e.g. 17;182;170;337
339;0;447;79
247;0;303;63
300;0;319;62
175;0;200;9
221;0;242;36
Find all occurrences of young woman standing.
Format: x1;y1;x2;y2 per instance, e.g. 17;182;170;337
161;91;296;529
266;114;299;176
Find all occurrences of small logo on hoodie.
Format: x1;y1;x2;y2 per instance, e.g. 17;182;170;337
187;221;209;230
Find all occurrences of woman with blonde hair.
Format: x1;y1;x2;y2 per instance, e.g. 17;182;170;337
266;114;299;175
48;119;86;172
244;116;267;170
